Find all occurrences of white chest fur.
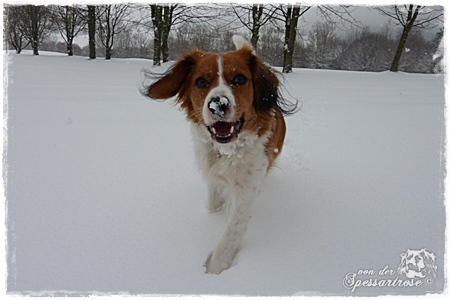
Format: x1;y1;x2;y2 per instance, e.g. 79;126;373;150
191;123;270;181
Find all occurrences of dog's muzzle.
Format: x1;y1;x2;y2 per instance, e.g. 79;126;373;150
206;115;245;144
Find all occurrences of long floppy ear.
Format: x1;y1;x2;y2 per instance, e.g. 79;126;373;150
250;55;280;114
250;54;298;115
146;50;202;100
231;37;285;115
397;252;407;274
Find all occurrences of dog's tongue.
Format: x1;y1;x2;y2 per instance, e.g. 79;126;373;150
213;122;233;136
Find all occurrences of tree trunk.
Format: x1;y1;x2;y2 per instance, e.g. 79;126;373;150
283;6;300;73
250;28;259;49
67;43;73;56
31;7;40;56
390;27;410;71
161;6;171;63
105;47;112;60
282;6;292;71
250;5;263;49
32;39;39;55
389;5;420;72
151;5;162;66
87;5;96;59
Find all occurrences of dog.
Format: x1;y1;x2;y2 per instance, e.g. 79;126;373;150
145;36;295;274
398;249;437;279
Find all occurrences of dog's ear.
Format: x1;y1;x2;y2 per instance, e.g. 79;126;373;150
249;53;298;116
250;55;280;114
397;252;407;273
147;50;202;100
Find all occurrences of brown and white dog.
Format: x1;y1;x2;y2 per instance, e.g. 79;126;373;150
146;36;294;274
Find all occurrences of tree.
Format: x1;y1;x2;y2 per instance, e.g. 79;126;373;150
50;5;86;56
257;26;285;66
4;5;30;54
169;23;235;56
97;4;130;59
305;21;342;69
112;29;152;58
376;5;443;72
87;5;96;59
275;4;357;73
276;5;311;73
399;28;435;73
150;4;163;65
13;5;53;55
337;28;394;72
231;4;278;49
140;4;220;65
431;28;444;74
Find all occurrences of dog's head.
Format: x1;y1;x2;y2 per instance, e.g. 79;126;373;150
146;36;294;144
398;249;437;279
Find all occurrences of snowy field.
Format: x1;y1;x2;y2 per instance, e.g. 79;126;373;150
3;52;446;296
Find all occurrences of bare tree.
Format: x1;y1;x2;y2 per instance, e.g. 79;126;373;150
50;5;86;56
316;5;359;30
337;27;394;72
231;4;278;48
4;5;30;54
87;5;96;59
257;26;285;66
13;5;53;55
305;21;342;69
431;28;444;73
376;5;443;72
150;4;163;65
97;4;130;60
140;4;220;65
275;5;311;73
170;23;236;55
275;4;358;73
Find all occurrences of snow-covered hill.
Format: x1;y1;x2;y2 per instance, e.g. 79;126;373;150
4;53;446;296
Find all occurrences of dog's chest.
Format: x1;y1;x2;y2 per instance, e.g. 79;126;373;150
191;124;270;179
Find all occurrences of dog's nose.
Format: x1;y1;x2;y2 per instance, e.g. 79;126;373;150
208;96;230;118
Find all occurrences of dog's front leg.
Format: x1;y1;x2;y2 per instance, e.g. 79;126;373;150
206;177;227;212
205;168;266;274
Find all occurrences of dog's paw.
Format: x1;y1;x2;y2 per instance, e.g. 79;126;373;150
207;202;224;213
207;197;225;212
204;252;230;275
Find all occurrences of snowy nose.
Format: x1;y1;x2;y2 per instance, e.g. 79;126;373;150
208;96;230;119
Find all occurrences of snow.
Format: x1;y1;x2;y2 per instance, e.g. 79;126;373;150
3;52;446;296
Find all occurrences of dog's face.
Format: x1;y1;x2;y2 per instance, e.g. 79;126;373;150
147;45;280;144
398;249;437;279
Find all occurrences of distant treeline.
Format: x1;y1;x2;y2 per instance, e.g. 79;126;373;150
4;4;444;74
36;24;442;74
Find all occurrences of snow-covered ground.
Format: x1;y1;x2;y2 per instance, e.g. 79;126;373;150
3;52;446;296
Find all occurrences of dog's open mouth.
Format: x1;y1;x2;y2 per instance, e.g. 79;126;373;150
207;116;244;144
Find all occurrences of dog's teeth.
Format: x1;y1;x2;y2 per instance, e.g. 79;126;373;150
230;125;234;133
212;127;217;134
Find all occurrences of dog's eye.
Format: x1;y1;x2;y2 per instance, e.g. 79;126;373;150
195;77;209;89
231;74;247;86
